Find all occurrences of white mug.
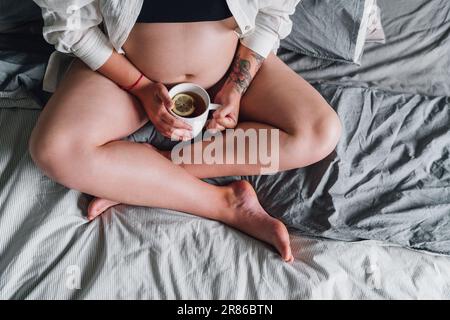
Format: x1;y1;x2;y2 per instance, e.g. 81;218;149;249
168;83;222;138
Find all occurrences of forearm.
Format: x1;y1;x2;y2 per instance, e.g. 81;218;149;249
97;50;152;94
224;44;265;95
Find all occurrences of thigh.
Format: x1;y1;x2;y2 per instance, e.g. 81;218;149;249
240;53;334;134
34;59;147;147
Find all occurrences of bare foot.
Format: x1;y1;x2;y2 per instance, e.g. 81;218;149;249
225;180;294;263
88;181;293;261
87;198;119;221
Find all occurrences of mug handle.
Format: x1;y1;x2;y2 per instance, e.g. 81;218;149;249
209;103;222;111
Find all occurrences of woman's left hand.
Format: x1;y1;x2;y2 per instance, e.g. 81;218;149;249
207;86;242;132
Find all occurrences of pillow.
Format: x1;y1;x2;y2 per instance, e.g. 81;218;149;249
281;0;380;64
365;1;386;43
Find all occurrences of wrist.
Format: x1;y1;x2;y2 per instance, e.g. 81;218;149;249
128;76;153;99
221;81;243;99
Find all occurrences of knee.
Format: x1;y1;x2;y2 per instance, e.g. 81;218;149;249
288;107;342;165
29;125;80;182
311;109;342;156
29;127;64;179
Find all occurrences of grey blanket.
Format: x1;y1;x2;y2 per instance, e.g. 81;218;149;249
272;0;450;253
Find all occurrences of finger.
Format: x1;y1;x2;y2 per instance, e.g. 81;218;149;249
206;119;217;130
206;126;225;134
172;128;193;141
213;104;235;119
166;128;187;141
159;125;185;140
167;129;192;140
155;83;173;108
165;131;184;141
216;116;237;129
206;119;226;132
158;121;192;140
154;121;176;139
159;108;193;130
154;122;172;138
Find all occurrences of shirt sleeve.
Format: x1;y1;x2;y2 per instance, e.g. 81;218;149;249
33;0;114;70
240;0;301;58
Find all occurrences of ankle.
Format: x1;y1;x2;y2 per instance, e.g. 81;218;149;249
217;185;239;223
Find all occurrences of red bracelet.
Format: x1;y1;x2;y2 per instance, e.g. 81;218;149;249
120;73;144;91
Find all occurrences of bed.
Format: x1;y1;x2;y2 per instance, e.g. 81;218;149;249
1;0;449;299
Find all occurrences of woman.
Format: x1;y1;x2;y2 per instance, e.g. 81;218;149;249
30;0;342;262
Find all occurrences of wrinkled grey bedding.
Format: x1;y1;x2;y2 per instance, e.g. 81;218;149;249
274;0;450;253
0;0;449;299
281;0;450;97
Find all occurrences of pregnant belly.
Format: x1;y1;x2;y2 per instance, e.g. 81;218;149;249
123;18;239;89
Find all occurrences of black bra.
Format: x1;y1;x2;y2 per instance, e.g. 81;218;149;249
136;0;233;23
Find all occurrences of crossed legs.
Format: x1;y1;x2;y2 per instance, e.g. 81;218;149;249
29;55;341;262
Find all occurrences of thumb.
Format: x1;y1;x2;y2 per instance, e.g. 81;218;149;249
156;84;172;109
213;104;235;119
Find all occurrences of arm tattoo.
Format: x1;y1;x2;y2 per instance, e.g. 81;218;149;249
228;53;252;94
227;51;265;94
251;52;265;69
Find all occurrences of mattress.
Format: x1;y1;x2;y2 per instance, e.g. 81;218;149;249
1;0;449;299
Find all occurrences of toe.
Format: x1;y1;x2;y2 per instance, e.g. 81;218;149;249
285;255;295;263
88;198;121;220
281;245;294;263
271;220;293;262
87;199;107;220
283;248;294;263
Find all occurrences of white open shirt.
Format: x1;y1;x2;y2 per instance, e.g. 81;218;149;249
33;0;301;92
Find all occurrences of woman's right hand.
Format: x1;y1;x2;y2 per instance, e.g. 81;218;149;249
130;77;193;140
